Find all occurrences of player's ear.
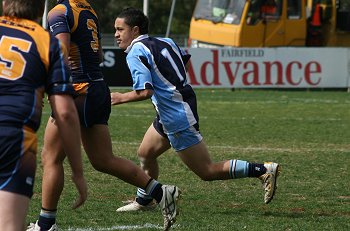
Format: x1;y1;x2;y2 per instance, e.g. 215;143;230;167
132;26;140;36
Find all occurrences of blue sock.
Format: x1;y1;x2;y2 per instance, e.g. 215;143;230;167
145;179;163;203
229;159;249;178
136;188;153;205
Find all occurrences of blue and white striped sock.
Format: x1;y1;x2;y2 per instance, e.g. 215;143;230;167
136;188;153;205
145;179;162;203
229;159;249;178
38;208;56;230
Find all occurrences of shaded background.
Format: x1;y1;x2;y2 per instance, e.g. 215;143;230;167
0;0;196;36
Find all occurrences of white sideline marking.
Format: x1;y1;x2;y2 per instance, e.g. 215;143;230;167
111;141;349;153
67;223;164;230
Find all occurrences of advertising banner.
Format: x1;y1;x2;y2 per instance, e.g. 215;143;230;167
186;48;349;88
102;47;350;88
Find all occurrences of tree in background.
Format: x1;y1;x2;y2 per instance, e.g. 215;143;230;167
0;0;195;41
92;0;196;35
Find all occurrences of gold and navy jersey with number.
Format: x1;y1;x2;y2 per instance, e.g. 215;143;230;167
0;16;74;132
48;0;103;82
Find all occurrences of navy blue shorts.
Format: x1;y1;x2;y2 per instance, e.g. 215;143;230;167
0;126;37;198
73;81;111;127
52;80;111;127
152;115;168;139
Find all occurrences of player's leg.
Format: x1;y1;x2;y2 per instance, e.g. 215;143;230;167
82;124;156;186
0;127;37;231
178;140;231;180
82;124;181;229
174;126;280;203
83;81;180;228
117;123;171;212
30;118;65;230
82;123;171;193
0;191;30;231
78;81;156;187
178;141;280;203
138;122;171;180
80;80;167;193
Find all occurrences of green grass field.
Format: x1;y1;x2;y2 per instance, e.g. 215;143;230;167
27;89;350;230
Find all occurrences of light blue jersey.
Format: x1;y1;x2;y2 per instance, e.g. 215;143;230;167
125;35;198;134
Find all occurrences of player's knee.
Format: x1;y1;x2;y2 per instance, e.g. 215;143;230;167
138;156;149;170
137;148;148;159
90;159;108;173
91;163;108;173
196;166;216;181
198;173;215;181
137;146;160;160
41;150;65;166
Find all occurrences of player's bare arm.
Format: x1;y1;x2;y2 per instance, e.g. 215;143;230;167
111;89;153;105
49;94;87;209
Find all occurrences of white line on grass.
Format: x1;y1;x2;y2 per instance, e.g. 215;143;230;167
111;141;349;153
206;145;350;153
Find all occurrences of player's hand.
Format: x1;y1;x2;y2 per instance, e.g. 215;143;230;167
111;92;123;105
71;173;88;209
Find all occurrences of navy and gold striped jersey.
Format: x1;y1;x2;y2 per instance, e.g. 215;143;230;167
48;0;103;83
0;16;74;132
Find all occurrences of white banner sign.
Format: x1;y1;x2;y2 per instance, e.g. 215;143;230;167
186;48;350;88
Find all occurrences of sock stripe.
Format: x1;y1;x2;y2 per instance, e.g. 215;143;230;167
137;188;152;199
145;179;158;195
39;209;57;219
41;207;57;212
229;159;236;179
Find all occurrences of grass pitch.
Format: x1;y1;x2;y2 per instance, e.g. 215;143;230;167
27;89;350;230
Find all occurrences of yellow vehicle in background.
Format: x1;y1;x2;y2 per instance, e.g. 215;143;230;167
188;0;350;47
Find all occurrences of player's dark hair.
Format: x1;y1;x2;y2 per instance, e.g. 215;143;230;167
2;0;45;20
118;7;149;35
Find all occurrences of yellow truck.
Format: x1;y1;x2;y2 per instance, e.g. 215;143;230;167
188;0;350;47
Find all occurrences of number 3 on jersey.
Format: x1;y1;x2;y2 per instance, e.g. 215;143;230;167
0;36;32;81
87;19;99;52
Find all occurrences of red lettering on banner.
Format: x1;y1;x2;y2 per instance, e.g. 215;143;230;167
242;62;260;85
186;60;200;86
200;50;220;85
187;49;323;87
286;61;302;85
263;61;283;85
305;62;321;85
222;61;241;85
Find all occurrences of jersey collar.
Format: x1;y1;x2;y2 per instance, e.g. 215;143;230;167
125;34;149;53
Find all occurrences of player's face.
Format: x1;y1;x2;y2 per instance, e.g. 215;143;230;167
114;17;139;50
